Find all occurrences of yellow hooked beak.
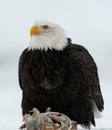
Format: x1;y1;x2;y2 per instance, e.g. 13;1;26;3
30;25;41;37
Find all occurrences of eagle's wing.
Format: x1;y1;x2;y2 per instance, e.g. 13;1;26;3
18;48;35;114
69;44;104;111
18;48;29;90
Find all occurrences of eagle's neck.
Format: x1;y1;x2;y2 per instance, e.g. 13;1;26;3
28;33;68;51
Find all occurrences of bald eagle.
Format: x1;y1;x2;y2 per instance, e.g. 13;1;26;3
19;20;104;128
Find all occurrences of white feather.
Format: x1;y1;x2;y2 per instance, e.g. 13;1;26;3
28;20;67;51
93;101;102;118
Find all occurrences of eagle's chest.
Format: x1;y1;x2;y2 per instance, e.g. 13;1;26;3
26;50;66;88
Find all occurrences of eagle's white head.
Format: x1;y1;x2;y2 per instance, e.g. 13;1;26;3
29;20;67;51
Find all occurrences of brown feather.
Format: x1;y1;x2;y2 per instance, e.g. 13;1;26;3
18;38;104;128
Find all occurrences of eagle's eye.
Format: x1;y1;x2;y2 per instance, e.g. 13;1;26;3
43;25;49;29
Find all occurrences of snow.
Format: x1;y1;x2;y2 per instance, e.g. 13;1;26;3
0;87;21;129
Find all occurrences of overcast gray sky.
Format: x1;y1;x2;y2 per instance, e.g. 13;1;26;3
0;0;112;129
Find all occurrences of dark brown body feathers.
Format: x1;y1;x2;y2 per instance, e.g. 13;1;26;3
19;39;104;128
